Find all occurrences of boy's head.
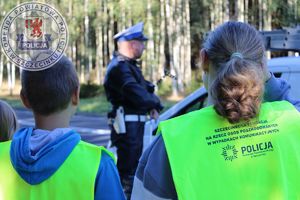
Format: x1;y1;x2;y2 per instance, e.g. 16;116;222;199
20;55;79;116
0;100;18;142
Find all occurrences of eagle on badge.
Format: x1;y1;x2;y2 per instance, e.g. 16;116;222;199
25;18;43;38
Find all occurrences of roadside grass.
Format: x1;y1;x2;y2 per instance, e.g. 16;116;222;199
0;94;178;115
0;95;24;108
77;95;110;115
0;80;199;115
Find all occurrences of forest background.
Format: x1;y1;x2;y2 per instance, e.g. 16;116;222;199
0;0;299;114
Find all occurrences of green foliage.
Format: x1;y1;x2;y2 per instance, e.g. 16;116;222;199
184;70;203;96
80;83;104;98
77;95;110;114
270;0;300;27
156;69;203;97
1;95;111;115
157;78;173;97
0;97;24;109
1;94;178;115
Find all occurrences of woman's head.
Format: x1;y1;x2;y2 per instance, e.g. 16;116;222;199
0;100;18;142
201;21;266;123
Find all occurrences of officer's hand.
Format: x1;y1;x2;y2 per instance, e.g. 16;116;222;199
150;109;159;120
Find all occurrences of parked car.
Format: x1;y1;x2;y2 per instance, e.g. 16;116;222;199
267;56;300;99
143;56;300;149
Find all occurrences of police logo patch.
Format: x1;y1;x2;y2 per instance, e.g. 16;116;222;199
221;144;238;161
0;2;68;71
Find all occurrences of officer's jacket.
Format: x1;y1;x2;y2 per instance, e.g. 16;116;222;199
104;51;163;115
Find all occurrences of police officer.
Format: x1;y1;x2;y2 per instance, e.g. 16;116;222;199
104;22;163;199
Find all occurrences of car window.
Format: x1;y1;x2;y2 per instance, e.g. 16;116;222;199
273;72;282;78
149;93;208;136
174;93;208;118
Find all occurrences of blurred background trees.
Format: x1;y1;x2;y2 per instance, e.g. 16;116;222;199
0;0;299;97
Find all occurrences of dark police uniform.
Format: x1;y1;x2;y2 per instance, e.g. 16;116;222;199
104;22;163;199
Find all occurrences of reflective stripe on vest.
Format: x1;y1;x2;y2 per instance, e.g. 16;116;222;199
0;140;114;200
160;101;300;200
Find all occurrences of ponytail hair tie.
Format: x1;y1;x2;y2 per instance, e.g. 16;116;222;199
230;52;243;59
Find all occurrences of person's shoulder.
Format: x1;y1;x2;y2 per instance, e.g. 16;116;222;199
95;150;126;200
79;140;100;149
140;134;166;161
77;141;109;161
135;134;177;198
108;58;131;76
160;105;214;127
100;149;115;165
88;144;117;179
0;140;11;150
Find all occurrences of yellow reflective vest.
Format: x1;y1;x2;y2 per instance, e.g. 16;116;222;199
0;140;113;200
160;101;300;200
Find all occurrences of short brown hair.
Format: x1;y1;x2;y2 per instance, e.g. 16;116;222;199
21;55;79;116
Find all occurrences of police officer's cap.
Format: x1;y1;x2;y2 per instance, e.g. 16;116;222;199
114;22;148;42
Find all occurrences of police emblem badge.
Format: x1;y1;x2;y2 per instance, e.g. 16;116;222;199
0;2;68;71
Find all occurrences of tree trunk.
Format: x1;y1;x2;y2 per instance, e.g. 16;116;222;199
84;0;91;82
158;0;166;83
72;42;76;67
95;0;103;84
108;2;114;61
119;0;126;31
95;26;102;85
238;0;245;21
67;0;73;58
80;31;85;83
103;0;108;73
258;0;263;30
174;0;184;93
216;0;222;25
183;0;191;86
166;0;178;97
146;0;155;81
244;0;249;22
75;41;79;75
210;1;216;29
223;0;230;23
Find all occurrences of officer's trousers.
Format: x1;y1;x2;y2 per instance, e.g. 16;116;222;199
110;121;145;198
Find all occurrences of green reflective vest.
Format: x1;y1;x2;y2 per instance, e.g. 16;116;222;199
160;101;300;200
0;140;114;200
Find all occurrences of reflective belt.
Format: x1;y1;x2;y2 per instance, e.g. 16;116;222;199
107;115;148;125
124;115;147;122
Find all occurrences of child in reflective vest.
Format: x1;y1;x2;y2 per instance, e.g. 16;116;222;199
0;56;125;200
132;21;300;200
